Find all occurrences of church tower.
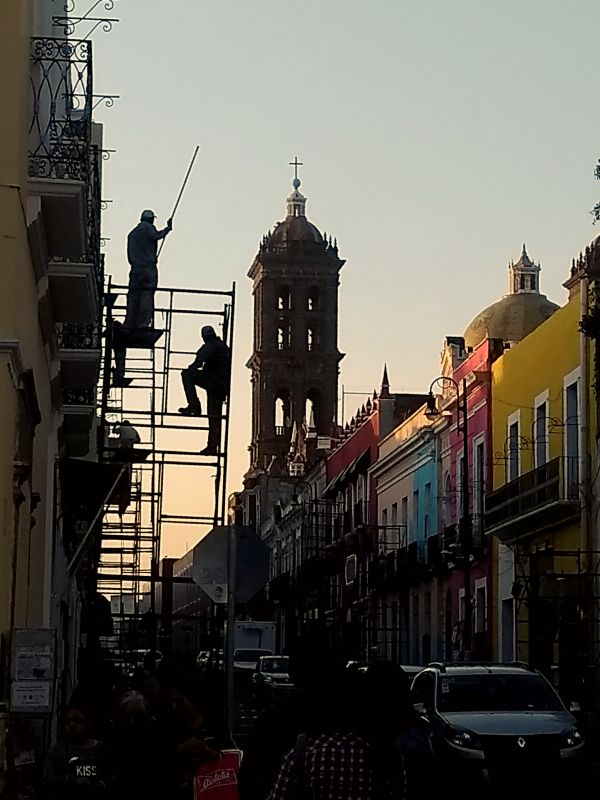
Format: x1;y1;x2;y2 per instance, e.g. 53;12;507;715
246;162;345;472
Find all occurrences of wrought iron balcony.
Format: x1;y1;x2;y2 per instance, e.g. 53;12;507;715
29;38;92;182
29;38;103;308
57;322;100;350
485;456;580;543
62;387;95;407
58;323;101;389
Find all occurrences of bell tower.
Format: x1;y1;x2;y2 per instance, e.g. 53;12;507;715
246;161;345;472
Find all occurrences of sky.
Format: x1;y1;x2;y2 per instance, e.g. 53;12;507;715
93;0;600;557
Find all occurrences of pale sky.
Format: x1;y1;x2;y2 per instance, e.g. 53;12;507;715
94;0;600;557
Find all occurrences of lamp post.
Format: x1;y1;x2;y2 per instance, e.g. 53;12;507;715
426;376;472;658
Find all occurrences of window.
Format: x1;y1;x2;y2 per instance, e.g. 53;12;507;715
507;412;520;482
520;274;525;290
307;327;315;351
474;438;485;523
534;396;548;468
530;275;537;290
391;502;398;526
456;455;465;519
412;490;419;538
401;496;408;529
564;375;580;494
475;579;486;633
307;286;319;311
501;599;515;662
277;286;291;310
424;483;431;537
381;508;388;527
443;472;452;526
411;671;435;707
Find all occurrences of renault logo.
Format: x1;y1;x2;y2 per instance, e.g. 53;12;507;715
517;737;526;749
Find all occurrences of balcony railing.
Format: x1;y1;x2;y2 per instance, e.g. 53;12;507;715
57;323;100;349
29;38;93;181
485;456;579;541
62;387;95;406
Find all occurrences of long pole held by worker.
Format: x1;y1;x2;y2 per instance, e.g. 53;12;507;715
157;144;200;258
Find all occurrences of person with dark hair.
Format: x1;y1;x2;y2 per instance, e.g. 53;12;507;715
43;704;109;799
178;326;231;455
107;691;170;800
166;673;233;799
238;642;346;800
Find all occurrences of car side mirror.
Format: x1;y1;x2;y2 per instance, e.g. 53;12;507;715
413;701;426;715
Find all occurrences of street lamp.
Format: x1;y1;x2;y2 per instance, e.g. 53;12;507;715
426;376;472;658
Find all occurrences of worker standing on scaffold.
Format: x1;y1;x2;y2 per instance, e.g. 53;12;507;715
124;209;173;330
179;325;231;456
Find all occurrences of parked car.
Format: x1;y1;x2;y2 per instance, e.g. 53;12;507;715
252;655;292;699
196;650;210;670
233;648;273;672
410;663;584;785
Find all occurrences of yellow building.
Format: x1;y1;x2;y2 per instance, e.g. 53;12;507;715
487;264;594;701
0;0;104;758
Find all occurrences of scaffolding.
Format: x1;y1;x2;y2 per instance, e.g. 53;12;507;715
96;280;235;658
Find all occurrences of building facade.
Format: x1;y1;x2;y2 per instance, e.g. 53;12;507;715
0;0;106;769
487;265;594;702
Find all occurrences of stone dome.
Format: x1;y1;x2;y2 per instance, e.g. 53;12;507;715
463;245;560;349
464;292;559;349
269;215;323;245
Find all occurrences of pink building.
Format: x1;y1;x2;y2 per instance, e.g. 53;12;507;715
437;336;504;659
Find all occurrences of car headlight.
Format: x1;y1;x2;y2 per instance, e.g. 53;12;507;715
445;727;482;750
263;675;273;683
561;726;584;748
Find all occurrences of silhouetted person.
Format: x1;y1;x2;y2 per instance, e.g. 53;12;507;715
43;704;109;800
125;209;172;329
178;325;231;455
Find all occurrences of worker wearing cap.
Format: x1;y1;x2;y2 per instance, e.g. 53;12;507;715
179;326;231;456
124;209;173;329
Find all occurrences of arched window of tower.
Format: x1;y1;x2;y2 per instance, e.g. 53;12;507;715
305;388;322;435
307;327;314;351
278;286;291;311
275;389;291;436
307;286;319;311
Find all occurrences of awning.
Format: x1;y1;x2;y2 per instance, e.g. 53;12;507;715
324;448;371;496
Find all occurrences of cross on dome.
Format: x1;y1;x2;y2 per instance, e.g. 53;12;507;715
289;155;304;189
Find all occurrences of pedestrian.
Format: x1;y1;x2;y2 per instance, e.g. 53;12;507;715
166;672;233;799
125;209;172;330
178;325;231;456
42;704;110;799
237;639;336;800
266;663;408;800
107;690;171;800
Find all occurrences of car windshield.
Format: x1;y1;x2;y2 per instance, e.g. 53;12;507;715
235;649;270;662
437;673;564;713
261;657;289;673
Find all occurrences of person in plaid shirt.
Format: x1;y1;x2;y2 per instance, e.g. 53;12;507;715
267;730;405;800
267;665;409;800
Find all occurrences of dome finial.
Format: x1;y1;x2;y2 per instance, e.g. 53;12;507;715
286;156;307;218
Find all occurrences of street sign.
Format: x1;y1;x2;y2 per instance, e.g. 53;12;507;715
192;527;229;604
192;526;269;604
